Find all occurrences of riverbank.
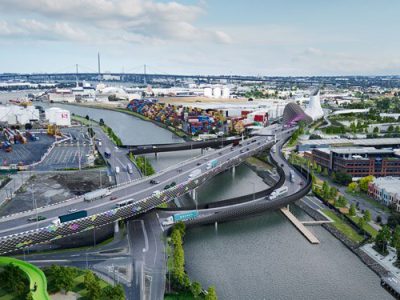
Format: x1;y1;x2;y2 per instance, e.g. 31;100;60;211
65;102;189;140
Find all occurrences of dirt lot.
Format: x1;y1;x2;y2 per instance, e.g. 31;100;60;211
0;170;112;216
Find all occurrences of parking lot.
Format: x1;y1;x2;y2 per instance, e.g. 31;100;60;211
35;144;91;171
0;133;54;166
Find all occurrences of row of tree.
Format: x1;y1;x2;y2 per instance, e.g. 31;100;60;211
169;222;217;300
43;265;124;300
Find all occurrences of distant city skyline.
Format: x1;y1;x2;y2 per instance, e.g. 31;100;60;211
1;0;400;76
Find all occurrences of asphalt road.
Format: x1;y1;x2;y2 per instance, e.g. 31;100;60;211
0;135;272;238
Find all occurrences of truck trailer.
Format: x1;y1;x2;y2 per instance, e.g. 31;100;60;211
83;188;111;201
52;210;88;225
188;168;202;179
268;186;289;200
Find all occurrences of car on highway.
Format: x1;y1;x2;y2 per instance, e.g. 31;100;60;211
150;179;160;184
110;196;118;200
164;184;170;190
152;190;161;196
68;208;78;213
27;216;46;222
170;181;176;187
196;162;201;166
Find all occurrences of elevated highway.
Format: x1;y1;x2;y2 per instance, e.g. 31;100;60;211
124;137;241;155
159;131;312;226
0;135;274;254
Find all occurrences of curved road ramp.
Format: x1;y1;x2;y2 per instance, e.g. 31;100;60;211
0;256;50;300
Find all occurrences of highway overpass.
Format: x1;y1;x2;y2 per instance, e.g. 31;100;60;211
0;135;274;254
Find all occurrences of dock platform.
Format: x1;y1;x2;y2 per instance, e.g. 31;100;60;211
281;207;320;244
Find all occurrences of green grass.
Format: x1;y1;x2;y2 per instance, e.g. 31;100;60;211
348;191;390;212
322;209;364;243
0;257;50;300
349;215;378;238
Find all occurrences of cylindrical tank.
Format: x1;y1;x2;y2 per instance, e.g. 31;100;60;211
222;87;230;98
204;87;213;98
213;87;222;98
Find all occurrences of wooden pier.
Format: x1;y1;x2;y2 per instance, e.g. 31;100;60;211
281;207;320;244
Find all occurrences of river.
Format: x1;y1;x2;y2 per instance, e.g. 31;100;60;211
0;96;392;299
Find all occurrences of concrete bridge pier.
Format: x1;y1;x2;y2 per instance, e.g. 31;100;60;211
201;148;204;155
191;188;197;200
114;220;120;234
232;165;236;177
154;152;158;158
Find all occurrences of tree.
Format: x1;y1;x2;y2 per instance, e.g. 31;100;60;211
329;187;338;198
84;271;101;300
375;225;391;254
44;265;75;293
191;281;202;298
373;126;379;134
358;217;366;231
363;210;371;222
349;203;356;216
85;115;90;121
347;182;358;193
392;225;400;248
322;168;329;177
26;292;34;300
0;263;29;297
388;124;394;132
337;195;348;207
316;164;322;173
322;181;330;199
312;161;317;171
205;286;218;300
333;172;352;185
358;175;375;193
102;284;125;300
99;118;105;126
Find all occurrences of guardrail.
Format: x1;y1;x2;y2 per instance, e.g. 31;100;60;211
0;138;272;254
183;164;312;227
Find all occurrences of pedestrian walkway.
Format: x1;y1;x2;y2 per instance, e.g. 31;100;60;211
281;206;320;244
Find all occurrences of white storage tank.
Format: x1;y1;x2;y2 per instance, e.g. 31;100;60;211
204;87;213;98
45;107;71;126
222;87;230;99
213;87;222;98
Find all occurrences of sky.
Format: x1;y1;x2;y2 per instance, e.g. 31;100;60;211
1;0;400;76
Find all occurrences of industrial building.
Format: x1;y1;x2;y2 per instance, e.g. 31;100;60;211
305;147;400;178
0;105;39;125
368;177;400;211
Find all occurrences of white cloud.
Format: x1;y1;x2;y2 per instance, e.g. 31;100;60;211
0;0;230;44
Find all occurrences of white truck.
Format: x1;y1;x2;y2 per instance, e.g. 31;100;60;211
188;168;202;179
84;188;111;202
268;186;289;200
162;216;174;226
115;166;120;174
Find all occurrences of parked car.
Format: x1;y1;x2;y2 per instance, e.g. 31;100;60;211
150;179;160;184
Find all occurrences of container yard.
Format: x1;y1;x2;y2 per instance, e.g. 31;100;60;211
126;99;266;136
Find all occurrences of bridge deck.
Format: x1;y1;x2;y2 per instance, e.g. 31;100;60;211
280;207;320;244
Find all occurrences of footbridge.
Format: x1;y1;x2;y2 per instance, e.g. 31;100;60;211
0;135;274;254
